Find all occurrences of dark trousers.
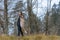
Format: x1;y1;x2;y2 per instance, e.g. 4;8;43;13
18;26;24;36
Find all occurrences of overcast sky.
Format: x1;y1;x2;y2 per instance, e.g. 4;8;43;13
0;0;59;13
37;0;60;19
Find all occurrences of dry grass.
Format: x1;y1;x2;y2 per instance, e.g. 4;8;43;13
0;34;60;40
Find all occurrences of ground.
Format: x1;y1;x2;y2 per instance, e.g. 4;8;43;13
0;34;60;40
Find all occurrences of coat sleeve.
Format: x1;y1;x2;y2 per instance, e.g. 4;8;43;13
17;17;20;27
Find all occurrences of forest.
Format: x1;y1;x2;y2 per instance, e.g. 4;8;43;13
0;0;60;40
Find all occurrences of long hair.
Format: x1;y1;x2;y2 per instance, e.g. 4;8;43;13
20;11;23;15
19;12;24;18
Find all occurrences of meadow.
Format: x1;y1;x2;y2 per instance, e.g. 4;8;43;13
0;34;60;40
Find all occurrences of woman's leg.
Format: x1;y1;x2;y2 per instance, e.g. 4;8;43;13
18;26;20;36
20;27;24;36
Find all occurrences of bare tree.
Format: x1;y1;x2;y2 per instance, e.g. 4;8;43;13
27;0;32;34
45;0;51;35
4;0;8;34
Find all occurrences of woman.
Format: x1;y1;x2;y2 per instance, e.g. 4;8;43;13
20;12;27;35
17;12;24;36
17;12;27;36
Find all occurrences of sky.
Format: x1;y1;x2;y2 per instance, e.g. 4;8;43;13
0;0;59;15
37;0;60;19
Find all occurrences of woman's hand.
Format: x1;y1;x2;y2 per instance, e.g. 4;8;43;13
25;31;27;34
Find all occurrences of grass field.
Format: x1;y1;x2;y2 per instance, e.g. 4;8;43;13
0;34;60;40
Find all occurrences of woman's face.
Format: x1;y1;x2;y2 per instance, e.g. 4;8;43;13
19;12;23;17
19;12;21;16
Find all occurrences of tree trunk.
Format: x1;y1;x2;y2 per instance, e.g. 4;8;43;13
45;11;49;35
27;0;32;35
45;0;51;35
4;0;8;34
